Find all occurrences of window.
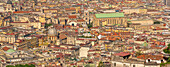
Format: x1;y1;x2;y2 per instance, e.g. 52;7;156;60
114;63;116;66
148;59;150;62
123;64;126;67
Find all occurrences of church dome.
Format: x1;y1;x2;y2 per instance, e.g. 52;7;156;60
48;28;57;36
7;0;12;4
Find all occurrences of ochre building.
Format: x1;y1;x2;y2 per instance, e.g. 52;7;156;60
93;13;127;27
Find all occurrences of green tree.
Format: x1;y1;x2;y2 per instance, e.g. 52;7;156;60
87;23;93;28
163;44;170;54
6;65;15;67
45;23;52;28
136;51;142;57
98;61;104;67
15;64;24;67
154;21;160;24
168;44;170;47
24;64;30;67
29;64;35;67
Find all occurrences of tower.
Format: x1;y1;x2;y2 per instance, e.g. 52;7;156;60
39;37;44;46
165;0;170;7
6;0;13;12
84;10;90;24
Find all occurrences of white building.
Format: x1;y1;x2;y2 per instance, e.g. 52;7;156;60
79;46;89;58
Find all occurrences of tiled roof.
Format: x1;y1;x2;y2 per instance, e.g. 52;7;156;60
68;15;77;19
114;52;130;56
13;11;31;13
6;33;15;35
77;19;85;22
137;55;164;60
65;8;76;11
2;47;10;51
11;22;29;23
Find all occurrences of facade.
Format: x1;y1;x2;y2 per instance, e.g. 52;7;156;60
43;9;58;13
165;0;170;6
14;38;38;49
79;46;89;58
123;9;147;14
6;0;13;12
10;21;42;29
93;13;127;27
0;33;18;44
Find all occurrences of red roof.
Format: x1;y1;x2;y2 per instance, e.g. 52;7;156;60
77;19;85;22
2;47;10;51
0;26;12;29
137;55;163;60
6;33;15;35
13;11;31;13
65;8;76;11
114;52;130;56
11;22;29;23
68;15;77;19
76;4;85;5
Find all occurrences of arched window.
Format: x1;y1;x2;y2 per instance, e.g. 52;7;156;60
114;63;116;66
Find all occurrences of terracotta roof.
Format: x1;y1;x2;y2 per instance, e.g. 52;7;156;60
2;47;10;51
114;52;130;56
43;9;58;10
13;11;31;13
6;33;16;35
77;19;85;22
59;34;67;40
137;55;164;60
68;15;77;19
65;8;76;11
0;26;12;29
11;22;29;23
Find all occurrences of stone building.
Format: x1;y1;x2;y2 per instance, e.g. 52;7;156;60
93;13;127;27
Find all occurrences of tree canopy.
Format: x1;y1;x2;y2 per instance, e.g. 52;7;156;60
6;64;35;67
163;44;170;54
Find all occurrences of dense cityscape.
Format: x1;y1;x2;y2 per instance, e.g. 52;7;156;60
0;0;170;67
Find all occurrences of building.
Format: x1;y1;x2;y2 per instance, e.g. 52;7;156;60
79;46;89;58
123;9;147;14
93;13;127;27
165;0;170;7
5;0;13;12
10;21;42;29
14;38;38;49
48;28;58;44
0;33;18;44
129;20;154;31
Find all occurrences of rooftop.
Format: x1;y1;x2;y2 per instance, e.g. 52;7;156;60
95;13;124;18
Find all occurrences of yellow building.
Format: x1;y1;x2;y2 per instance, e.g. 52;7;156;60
123;9;147;14
10;21;41;29
0;33;17;43
93;13;127;27
15;38;38;49
43;9;58;13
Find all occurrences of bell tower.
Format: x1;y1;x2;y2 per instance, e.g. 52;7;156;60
6;0;13;12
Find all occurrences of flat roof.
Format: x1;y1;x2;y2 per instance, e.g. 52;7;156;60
95;13;124;18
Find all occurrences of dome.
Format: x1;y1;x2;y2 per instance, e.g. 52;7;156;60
141;42;148;47
48;28;57;36
7;0;12;4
